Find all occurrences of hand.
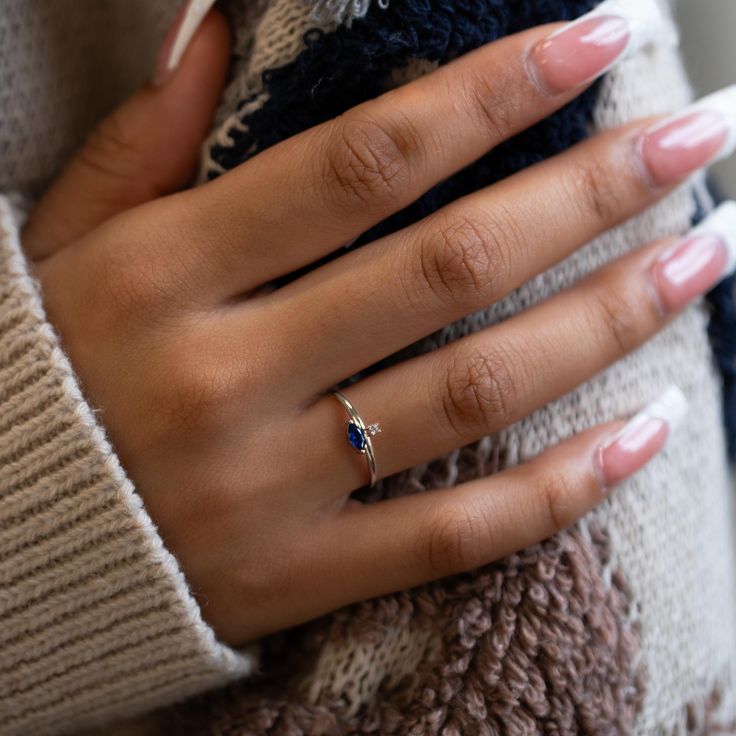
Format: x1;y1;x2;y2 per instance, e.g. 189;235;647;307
23;8;734;645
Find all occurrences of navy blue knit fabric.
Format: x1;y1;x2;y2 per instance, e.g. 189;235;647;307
692;184;736;459
208;0;600;298
708;278;736;457
208;0;736;456
208;0;602;248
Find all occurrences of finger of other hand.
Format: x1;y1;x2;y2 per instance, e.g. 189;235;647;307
23;10;231;260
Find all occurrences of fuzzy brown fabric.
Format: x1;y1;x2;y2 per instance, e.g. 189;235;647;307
165;521;643;735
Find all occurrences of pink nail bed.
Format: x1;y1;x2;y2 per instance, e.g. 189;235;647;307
652;201;736;313
153;0;217;86
529;0;676;95
595;385;687;492
640;111;730;187
531;16;630;94
653;234;728;313
638;86;736;187
153;2;190;87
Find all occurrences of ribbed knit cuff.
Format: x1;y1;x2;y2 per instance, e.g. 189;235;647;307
0;195;258;736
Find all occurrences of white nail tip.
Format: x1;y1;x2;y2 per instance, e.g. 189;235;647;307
639;385;688;435
167;0;218;72
602;385;687;454
688;200;736;278
678;85;736;164
553;0;679;59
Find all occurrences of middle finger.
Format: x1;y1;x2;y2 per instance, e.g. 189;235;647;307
160;1;674;299
256;88;735;395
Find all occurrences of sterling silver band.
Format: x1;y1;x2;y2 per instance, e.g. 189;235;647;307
330;389;381;488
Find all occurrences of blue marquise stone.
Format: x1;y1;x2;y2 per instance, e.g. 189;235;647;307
347;422;366;452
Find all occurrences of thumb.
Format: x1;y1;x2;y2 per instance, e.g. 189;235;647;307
23;8;231;261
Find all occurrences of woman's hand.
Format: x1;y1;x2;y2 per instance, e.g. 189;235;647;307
22;7;736;645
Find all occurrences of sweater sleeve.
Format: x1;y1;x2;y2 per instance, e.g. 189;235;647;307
0;193;258;736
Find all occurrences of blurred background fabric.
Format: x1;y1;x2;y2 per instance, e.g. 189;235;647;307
677;0;736;196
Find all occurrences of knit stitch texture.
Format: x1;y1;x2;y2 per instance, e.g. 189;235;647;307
0;0;735;734
173;0;736;733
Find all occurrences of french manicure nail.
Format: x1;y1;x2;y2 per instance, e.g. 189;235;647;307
595;385;687;492
153;0;217;87
530;0;678;95
640;86;736;187
652;201;736;313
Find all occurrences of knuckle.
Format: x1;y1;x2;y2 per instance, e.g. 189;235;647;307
454;65;521;142
416;209;509;308
324;114;412;206
536;470;579;533
421;501;487;576
91;245;164;325
440;345;520;437
79;109;146;183
587;285;642;355
85;216;189;327
568;155;624;225
163;354;238;433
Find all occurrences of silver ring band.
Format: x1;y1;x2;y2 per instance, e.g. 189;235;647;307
330;389;381;488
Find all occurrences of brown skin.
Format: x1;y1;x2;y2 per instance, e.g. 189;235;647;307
25;11;683;644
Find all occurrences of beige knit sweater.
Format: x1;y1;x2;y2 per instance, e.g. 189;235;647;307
1;1;736;735
0;3;257;735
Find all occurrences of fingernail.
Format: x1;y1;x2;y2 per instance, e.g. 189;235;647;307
153;0;217;87
530;0;678;95
639;86;736;187
652;201;736;313
595;385;687;492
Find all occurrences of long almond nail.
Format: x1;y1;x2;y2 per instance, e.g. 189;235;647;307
595;385;687;492
153;0;218;87
530;0;678;95
640;86;736;187
652;201;736;313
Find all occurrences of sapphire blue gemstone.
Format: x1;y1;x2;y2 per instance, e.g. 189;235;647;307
347;422;367;452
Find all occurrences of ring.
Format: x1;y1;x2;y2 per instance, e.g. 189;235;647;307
330;388;381;488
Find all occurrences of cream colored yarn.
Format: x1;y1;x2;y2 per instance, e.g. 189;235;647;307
0;3;256;735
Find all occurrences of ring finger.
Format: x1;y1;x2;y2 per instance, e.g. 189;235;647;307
295;203;736;497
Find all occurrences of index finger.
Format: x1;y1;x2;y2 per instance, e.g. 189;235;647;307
166;0;675;298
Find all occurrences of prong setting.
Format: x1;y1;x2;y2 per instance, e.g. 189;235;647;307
331;389;381;487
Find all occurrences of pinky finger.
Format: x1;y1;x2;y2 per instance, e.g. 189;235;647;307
321;385;687;602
